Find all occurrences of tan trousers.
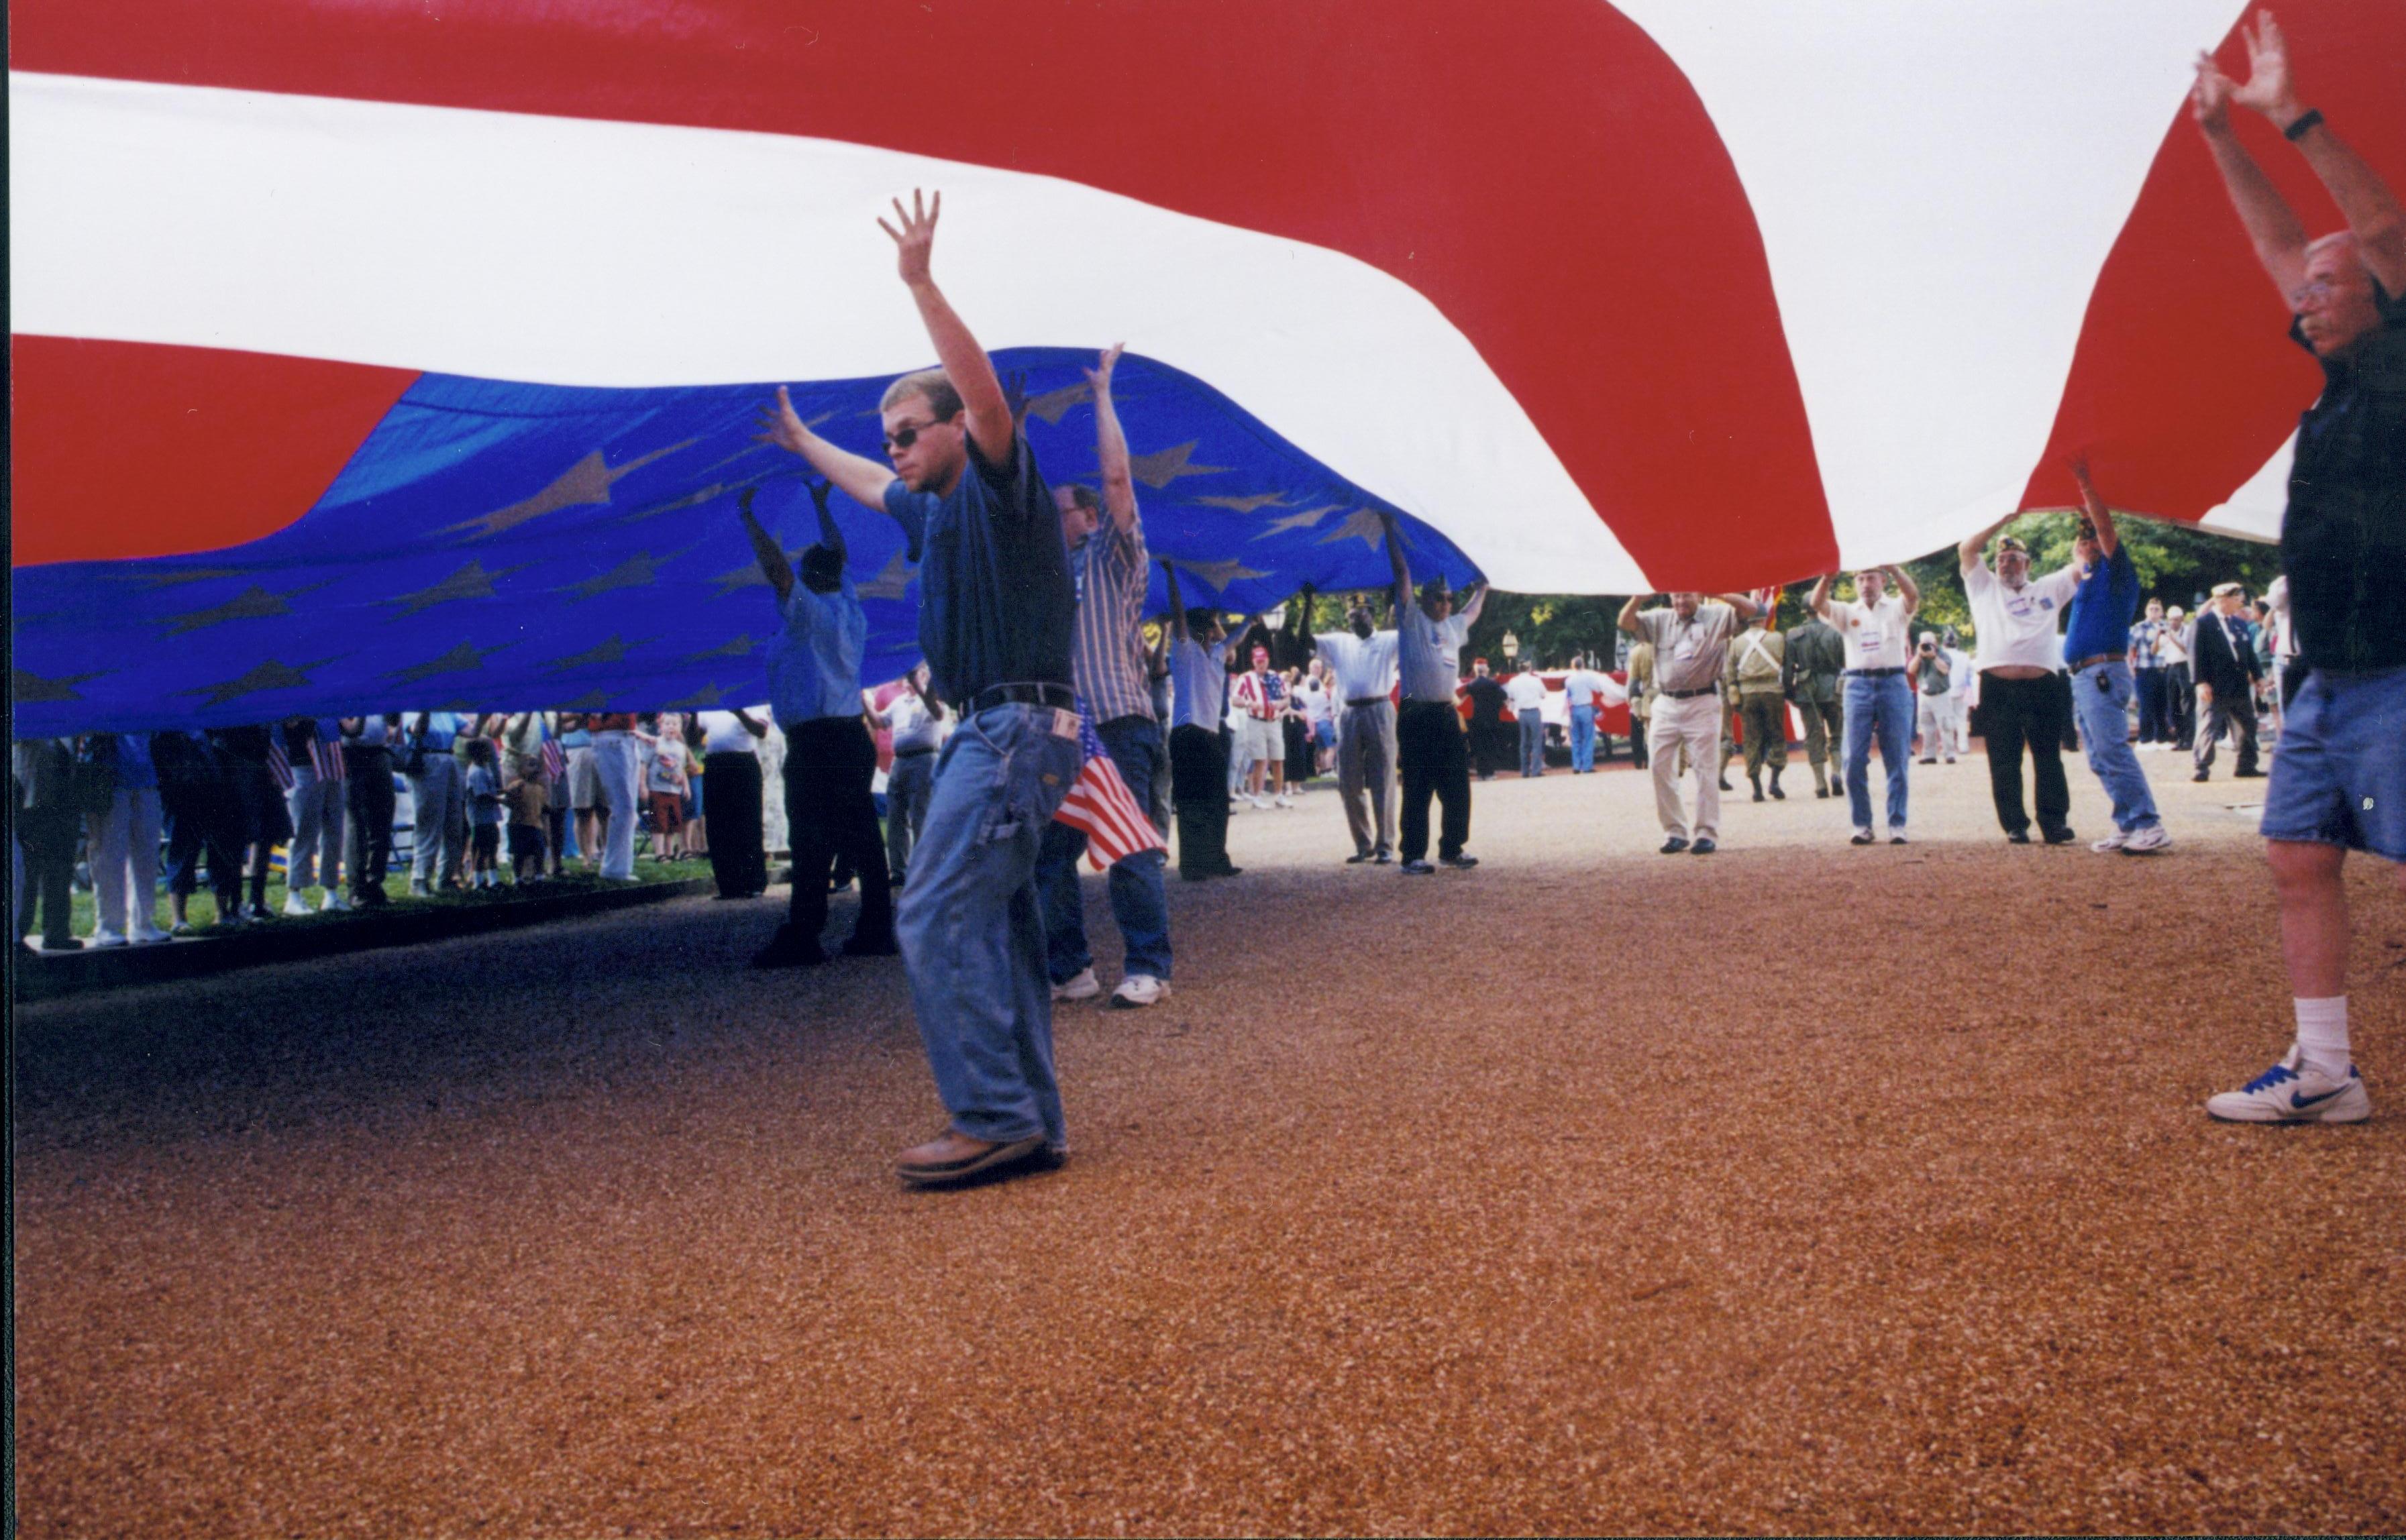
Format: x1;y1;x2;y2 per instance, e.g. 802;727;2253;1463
1336;701;1398;856
1649;693;1723;842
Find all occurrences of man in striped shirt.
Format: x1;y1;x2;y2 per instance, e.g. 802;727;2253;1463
1034;346;1173;1009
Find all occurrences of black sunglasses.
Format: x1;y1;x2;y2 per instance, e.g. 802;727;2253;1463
882;417;953;452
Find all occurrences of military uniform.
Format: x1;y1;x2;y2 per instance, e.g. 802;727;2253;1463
1724;622;1789;796
1782;616;1846;795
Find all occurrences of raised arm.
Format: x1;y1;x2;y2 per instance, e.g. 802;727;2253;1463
1088;345;1139;535
736;487;796;602
1457;582;1487;626
2069;456;2121;559
1715;590;1763;622
1377;509;1414;618
808;478;845;564
1808;573;1836;619
1959;515;2013;575
879;190;1014;467
1617;593;1648;638
2198;12;2406;296
1161;561;1190;641
1887;565;1920;616
757;390;896;510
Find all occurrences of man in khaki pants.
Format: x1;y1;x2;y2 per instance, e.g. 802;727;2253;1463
1724;610;1788;802
1618;589;1767;855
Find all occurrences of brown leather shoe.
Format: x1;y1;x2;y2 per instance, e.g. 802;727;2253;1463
896;1130;1048;1188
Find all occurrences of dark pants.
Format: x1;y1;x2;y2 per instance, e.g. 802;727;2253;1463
784;717;892;946
2134;668;2171;743
1469;718;1512;780
231;759;293;909
1628;714;1650;769
509;824;547;880
17;812;81;946
1398;700;1473;863
160;780;246;908
2194;683;2262;777
1979;671;2073;836
2165;662;2195;750
1169;724;1233;876
702;751;767;897
543;804;568;873
344;746;395;901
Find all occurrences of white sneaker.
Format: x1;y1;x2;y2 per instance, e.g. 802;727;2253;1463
283;892;315;917
132;926;173;946
1051;967;1101;1003
1110;974;1170;1009
2091;830;2129;852
89;929;129;949
2206;1044;2370;1123
2120;824;2171;855
1248;795;1271;810
1273;794;1296;808
319;892;352;913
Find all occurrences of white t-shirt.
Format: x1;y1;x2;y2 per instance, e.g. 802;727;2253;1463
1298;679;1336;728
698;710;758;754
1963;562;2079;672
1314;630;1399;702
1504;671;1549;712
1826;595;1913;671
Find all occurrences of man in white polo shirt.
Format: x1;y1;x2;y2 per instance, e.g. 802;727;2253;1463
1618;588;1768;855
1504;662;1551;778
1809;566;1922;845
1957;518;2080;844
1316;598;1402;863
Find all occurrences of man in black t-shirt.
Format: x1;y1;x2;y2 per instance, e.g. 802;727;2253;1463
2189;15;2405;1125
755;190;1080;1188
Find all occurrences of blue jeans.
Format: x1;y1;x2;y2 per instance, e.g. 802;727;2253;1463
1036;714;1171;983
897;703;1083;1147
1519;714;1547;776
1569;705;1597;772
2071;660;2161;832
1843;673;1914;831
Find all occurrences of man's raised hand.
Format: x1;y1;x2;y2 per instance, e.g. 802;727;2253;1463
2191;52;2235;129
1085;343;1124;398
2230;11;2301;122
756;386;812;457
878;188;941;287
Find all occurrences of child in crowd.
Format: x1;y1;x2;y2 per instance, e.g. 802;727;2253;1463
503;755;549;884
644;717;690;863
464;738;504;888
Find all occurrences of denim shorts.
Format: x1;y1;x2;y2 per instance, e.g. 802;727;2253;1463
2260;664;2406;861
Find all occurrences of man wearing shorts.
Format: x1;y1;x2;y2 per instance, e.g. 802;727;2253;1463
2189;15;2405;1121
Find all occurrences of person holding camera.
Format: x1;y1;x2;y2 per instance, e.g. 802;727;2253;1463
1910;633;1958;765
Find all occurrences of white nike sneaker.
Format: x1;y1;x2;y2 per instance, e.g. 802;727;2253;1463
2205;1044;2370;1123
1110;974;1169;1009
2091;830;2129;852
283;892;315;917
2120;824;2171;854
1051;967;1101;1003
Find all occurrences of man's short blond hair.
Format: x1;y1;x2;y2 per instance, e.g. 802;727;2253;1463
879;369;963;421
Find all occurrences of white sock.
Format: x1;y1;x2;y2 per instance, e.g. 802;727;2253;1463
2294;997;2351;1079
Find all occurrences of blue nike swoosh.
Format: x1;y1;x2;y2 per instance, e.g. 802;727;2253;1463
2291;1087;2348;1109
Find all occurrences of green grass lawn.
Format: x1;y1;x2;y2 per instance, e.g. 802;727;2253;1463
55;848;717;943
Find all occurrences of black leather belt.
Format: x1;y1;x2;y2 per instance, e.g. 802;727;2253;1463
969;681;1077;713
1661;685;1719;699
1843;667;1905;677
1344;696;1390;710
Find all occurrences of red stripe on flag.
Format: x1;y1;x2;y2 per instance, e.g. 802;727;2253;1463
266;740;296;793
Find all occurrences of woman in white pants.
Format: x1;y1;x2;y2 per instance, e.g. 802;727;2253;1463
280;716;348;912
587;714;643;880
85;732;170;946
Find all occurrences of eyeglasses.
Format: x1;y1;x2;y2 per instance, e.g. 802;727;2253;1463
882;418;949;451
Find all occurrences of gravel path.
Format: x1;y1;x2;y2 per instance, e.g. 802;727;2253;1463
15;751;2405;1535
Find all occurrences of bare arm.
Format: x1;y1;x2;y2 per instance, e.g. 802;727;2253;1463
1161;561;1190;641
1457;583;1487;626
879;190;1014;467
1088;345;1139;535
2199;13;2406;294
1887;565;1920;616
1959;516;2012;575
1617;593;1646;638
757;389;896;510
1808;573;1835;620
2069;456;2121;559
1716;590;1763;622
737;487;796;602
1378;510;1414;618
732;708;769;738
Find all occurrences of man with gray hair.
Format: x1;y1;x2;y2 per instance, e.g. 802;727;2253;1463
1619;587;1768;854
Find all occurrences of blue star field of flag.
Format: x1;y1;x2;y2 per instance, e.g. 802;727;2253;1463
11;349;1482;735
